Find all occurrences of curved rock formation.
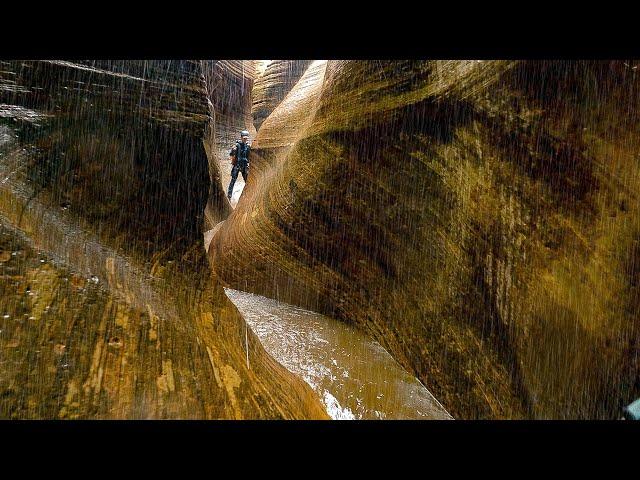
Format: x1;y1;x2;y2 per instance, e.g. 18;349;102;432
202;60;256;224
4;58;639;420
0;59;328;419
251;60;313;131
211;60;640;419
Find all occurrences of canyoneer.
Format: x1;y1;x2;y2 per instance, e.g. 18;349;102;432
227;130;251;201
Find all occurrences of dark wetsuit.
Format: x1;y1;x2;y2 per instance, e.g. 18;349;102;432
228;140;250;199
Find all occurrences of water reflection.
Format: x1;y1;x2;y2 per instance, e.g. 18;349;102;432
224;288;452;420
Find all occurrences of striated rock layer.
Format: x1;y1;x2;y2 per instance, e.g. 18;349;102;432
211;60;640;419
0;60;328;419
251;60;313;132
202;60;256;220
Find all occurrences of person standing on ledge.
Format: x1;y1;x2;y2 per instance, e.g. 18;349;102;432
227;130;251;201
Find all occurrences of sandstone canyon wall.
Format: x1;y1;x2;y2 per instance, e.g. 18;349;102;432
211;60;640;419
2;59;639;420
251;60;313;132
0;59;328;419
202;60;256;223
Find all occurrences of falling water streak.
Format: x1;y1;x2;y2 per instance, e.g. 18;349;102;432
245;323;249;369
0;154;182;324
2;59;638;420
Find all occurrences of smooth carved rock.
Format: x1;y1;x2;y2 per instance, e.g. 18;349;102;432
0;59;328;419
211;60;640;419
201;60;256;220
251;60;314;132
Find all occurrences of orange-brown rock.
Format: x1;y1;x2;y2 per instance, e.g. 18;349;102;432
251;60;313;131
211;60;640;419
0;59;328;419
202;60;256;221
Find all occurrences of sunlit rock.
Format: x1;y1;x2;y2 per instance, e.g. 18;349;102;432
0;60;328;419
201;60;256;218
4;58;639;420
211;60;640;419
251;60;313;132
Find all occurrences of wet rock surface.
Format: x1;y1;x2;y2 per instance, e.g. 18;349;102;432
0;60;328;419
0;59;211;261
3;59;640;420
225;287;452;419
211;60;640;419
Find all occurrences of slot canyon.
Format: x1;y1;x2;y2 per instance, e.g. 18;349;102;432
1;60;639;419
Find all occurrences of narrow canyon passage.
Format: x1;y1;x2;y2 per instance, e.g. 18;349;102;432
206;59;450;419
209;60;640;420
224;288;452;419
1;59;640;419
0;60;329;419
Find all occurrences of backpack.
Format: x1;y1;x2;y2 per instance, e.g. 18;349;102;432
230;141;250;166
229;142;239;166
